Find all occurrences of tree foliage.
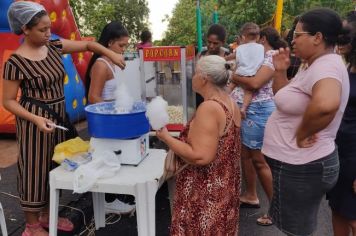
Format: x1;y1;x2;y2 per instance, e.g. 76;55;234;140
218;0;276;43
69;0;149;42
162;0;355;46
160;0;196;46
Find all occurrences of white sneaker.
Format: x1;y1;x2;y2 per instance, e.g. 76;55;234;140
104;199;135;215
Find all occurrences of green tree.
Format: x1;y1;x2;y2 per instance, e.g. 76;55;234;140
69;0;149;42
219;0;276;43
283;0;354;27
161;0;196;46
162;0;355;46
161;0;276;46
161;0;222;46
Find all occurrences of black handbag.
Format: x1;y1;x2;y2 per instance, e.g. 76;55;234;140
21;96;78;140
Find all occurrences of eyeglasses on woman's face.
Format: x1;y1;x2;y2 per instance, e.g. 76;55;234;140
293;31;312;39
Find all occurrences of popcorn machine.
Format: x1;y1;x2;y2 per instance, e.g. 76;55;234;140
139;46;196;131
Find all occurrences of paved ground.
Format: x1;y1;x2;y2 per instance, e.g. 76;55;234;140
0;124;334;236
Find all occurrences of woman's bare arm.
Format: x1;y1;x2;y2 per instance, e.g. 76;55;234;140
271;48;291;93
272;70;289;94
295;78;341;147
231;65;274;90
88;61;110;104
60;39;126;69
156;101;225;166
2;80;54;132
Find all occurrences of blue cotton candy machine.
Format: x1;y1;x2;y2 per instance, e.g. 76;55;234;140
85;101;149;139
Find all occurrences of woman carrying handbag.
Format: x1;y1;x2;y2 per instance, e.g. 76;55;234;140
157;55;241;236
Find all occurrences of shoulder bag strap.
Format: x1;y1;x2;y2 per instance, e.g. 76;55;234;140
21;96;66;125
208;98;235;137
221;98;235;137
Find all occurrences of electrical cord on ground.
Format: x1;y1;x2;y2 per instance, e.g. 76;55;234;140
0;191;126;235
0;191;20;199
77;213;123;236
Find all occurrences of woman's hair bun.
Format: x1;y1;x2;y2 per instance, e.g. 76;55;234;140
225;63;231;70
337;26;352;45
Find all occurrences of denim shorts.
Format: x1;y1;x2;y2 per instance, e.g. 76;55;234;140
266;148;339;236
238;100;275;149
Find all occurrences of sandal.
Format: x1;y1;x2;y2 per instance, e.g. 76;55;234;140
240;196;260;209
256;214;273;226
240;200;260;209
22;223;48;236
38;213;74;232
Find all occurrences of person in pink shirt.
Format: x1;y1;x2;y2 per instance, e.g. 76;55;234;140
262;8;350;236
136;30;152;49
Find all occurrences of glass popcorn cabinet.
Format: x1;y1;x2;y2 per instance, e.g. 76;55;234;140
139;46;196;131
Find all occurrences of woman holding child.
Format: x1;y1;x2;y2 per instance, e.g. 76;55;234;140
231;26;287;226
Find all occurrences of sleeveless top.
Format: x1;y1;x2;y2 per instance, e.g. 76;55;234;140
171;98;241;235
96;57;120;101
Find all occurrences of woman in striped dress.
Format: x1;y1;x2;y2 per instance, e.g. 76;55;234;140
3;2;126;236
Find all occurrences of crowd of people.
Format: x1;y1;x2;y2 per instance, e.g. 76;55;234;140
157;7;356;236
2;1;356;236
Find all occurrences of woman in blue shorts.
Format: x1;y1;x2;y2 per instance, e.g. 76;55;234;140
231;27;287;225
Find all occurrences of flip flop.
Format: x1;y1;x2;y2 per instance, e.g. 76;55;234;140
22;223;48;236
256;214;273;226
39;215;74;232
240;201;261;209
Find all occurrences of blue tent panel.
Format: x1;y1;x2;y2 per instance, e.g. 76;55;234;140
51;34;86;122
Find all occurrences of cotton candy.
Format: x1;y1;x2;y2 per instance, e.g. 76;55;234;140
114;80;134;113
146;96;169;130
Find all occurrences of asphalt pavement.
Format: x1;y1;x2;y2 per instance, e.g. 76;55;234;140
0;127;333;236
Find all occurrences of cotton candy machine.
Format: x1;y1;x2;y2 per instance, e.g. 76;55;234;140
85;101;149;165
85;101;149;139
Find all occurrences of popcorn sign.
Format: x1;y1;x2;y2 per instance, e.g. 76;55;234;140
143;46;181;61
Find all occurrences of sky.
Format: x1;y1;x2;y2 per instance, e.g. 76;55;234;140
147;0;179;41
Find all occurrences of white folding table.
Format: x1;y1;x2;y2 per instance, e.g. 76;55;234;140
49;148;166;236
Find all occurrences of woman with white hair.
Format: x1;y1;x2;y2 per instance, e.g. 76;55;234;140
3;1;125;235
156;55;241;235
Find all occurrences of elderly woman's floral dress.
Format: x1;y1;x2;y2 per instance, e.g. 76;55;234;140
170;99;241;236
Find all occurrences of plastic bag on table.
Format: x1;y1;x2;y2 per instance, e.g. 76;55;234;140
53;137;90;164
61;152;93;171
73;150;121;193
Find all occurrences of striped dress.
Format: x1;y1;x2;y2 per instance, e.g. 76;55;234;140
3;40;67;212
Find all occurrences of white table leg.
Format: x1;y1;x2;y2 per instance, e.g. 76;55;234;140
92;192;99;230
49;187;59;236
146;181;157;236
135;181;158;236
0;202;8;236
98;193;105;227
92;192;105;230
